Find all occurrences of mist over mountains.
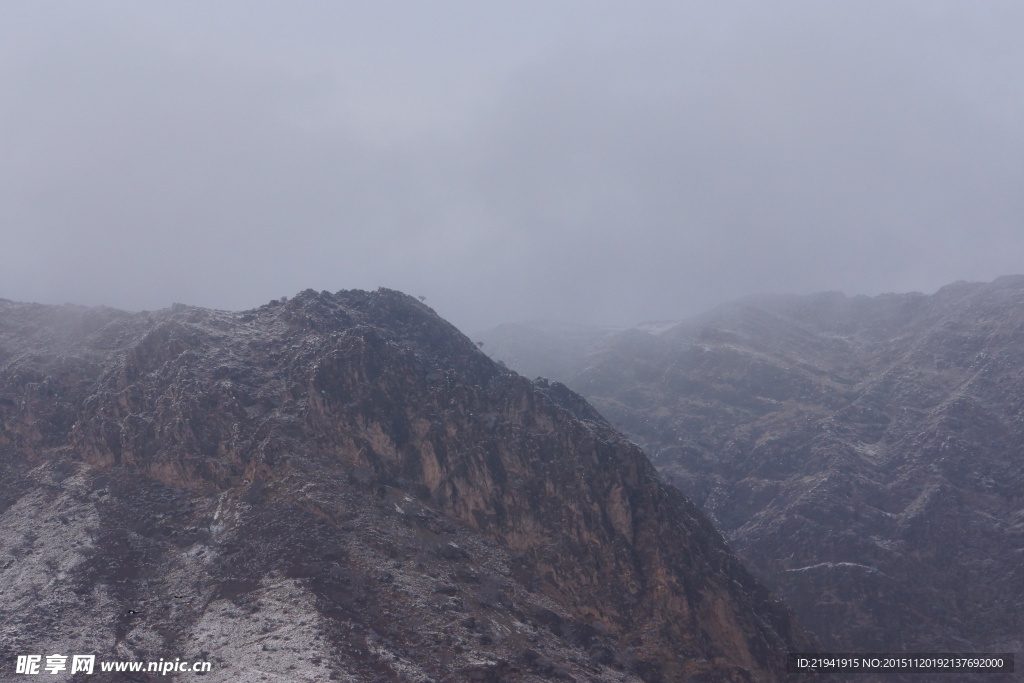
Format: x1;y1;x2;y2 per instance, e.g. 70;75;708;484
4;276;1022;680
4;4;1024;681
479;276;1024;659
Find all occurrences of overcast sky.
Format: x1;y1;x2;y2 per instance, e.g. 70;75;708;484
2;1;1022;332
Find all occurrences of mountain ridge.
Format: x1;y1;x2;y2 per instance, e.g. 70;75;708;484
479;276;1024;660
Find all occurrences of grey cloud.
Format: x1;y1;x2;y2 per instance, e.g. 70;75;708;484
2;1;1022;331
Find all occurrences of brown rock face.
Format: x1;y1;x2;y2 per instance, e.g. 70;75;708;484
480;276;1024;660
0;289;808;681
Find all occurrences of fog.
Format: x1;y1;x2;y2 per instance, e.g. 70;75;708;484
2;1;1022;331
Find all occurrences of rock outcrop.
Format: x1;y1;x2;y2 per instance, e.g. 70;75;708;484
0;289;809;681
480;276;1024;661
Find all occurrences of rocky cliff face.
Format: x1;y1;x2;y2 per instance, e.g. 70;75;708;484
0;289;809;681
480;277;1024;659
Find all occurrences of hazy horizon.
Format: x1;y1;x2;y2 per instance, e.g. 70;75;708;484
3;2;1023;332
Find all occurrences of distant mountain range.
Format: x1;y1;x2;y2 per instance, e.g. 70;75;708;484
0;289;811;681
478;276;1024;658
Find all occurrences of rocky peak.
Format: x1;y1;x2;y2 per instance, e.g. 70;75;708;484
0;289;811;681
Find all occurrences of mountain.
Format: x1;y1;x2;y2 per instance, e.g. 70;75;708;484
0;289;810;682
479;276;1024;657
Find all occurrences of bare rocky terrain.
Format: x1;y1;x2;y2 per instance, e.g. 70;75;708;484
0;289;812;681
479;276;1024;664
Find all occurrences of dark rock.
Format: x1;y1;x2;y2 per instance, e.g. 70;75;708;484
0;288;812;681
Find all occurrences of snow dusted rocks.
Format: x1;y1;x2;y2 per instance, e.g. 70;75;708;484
481;276;1024;657
0;290;809;681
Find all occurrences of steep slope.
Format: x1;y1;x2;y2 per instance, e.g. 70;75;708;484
480;276;1024;657
0;289;809;681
